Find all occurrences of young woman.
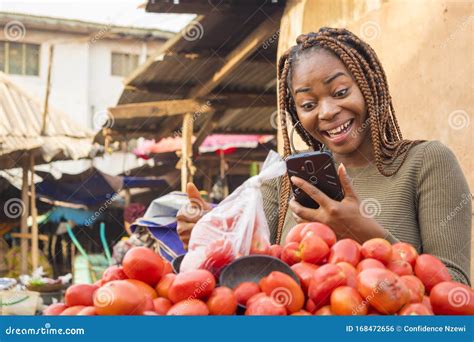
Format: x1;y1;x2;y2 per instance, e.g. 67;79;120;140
177;28;472;285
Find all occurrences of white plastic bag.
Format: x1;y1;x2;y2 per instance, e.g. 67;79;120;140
180;151;287;275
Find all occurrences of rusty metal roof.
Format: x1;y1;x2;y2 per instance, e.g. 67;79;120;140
0;72;95;169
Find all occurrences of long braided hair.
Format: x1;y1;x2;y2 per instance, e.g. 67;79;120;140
275;27;422;243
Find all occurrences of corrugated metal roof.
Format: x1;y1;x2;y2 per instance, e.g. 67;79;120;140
0;72;95;169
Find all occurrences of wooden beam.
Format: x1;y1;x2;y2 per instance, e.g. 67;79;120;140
189;12;281;98
181;113;193;192
41;44;54;135
192;111;218;155
108;99;213;120
20;156;29;274
30;153;39;271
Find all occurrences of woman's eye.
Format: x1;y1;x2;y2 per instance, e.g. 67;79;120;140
334;88;348;98
301;102;316;111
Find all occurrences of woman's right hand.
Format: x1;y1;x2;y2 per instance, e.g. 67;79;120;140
176;183;212;250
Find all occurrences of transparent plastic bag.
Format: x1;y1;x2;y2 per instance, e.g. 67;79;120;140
180;151;287;275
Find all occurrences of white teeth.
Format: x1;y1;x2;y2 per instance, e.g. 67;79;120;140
326;120;352;136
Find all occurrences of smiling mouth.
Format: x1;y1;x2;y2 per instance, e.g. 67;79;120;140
321;119;354;138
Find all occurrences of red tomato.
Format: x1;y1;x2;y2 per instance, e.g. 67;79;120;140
60;305;86;315
122;247;164;287
400;275;425;303
43;303;67;316
250;231;271;256
168;269;216;303
328;239;361;266
336;262;357;288
356;268;410;314
269;244;283;259
101;265;128;284
65;284;99;307
331;286;368;315
76;306;97;316
308;264;347;309
202;239;235;276
356;258;385;273
259;271;305;313
392;242;418;267
233;282;260;307
291;310;312;316
305;298;317;314
414;254;452;292
281;242;301;266
207;287;238;315
361;238;392;265
246;292;266;308
398;303;433;315
291;262;318;292
93;280;146;315
155;273;176;300
285;223;309;244
167;299;209;316
124;279;158;299
245;295;287;316
387;260;413;276
161;261;173;276
300;222;337;247
153;297;172;315
430;281;474;315
299;235;330;264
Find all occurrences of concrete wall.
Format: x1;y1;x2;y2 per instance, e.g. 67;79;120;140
0;28;163;129
278;0;473;278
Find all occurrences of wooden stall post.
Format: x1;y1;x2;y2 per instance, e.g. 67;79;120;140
20;156;30;274
181;113;194;192
29;153;39;271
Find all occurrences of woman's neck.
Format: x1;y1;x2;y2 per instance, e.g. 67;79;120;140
332;139;374;168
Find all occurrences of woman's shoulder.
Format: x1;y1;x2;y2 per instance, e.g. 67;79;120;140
406;140;459;165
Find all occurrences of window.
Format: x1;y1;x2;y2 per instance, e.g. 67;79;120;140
0;41;40;76
111;52;139;77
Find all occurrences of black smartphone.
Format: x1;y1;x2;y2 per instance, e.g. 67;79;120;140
286;151;344;209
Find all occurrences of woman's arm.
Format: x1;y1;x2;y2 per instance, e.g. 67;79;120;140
417;141;472;285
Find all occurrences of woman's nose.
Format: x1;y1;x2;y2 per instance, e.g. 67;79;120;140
318;98;341;120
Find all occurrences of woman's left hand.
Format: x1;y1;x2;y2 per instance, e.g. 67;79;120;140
289;164;387;243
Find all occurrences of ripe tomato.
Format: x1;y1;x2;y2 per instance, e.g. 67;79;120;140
168;269;216;303
43;303;67;316
233;282;260;307
336;262;357;288
269;244;283;259
246;292;266;308
101;265;128;284
65;284;99;307
167;299;209;316
161;261;173;276
300;222;337;247
291;262;318;292
430;281;474;315
124;279;158;299
259;271;305;313
305;298;317;314
93;280;146;315
245;295;287;316
328;239;361;266
281;242;301;266
285;223;309;244
202;239;235;276
392;242;418;267
387;260;413;276
207;287;238;315
122;247;164;287
361;238;392;265
314;305;334;315
291;310;312;316
250;231;271;255
356;258;385;273
153;297;172;315
155;273;176;299
76;306;97;316
414;254;452;292
398;303;433;315
400;275;425;303
60;305;86;315
356;268;409;314
331;286;368;315
308;264;347;309
299;235;330;264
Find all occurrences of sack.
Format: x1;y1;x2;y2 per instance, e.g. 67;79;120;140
180;151;286;275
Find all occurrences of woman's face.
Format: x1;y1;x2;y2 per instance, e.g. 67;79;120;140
290;49;371;158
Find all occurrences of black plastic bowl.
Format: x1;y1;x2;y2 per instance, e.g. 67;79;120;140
172;254;185;274
219;255;300;290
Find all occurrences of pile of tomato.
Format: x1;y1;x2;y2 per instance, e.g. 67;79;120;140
43;222;473;316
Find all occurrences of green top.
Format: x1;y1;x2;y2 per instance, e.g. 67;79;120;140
261;141;472;285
